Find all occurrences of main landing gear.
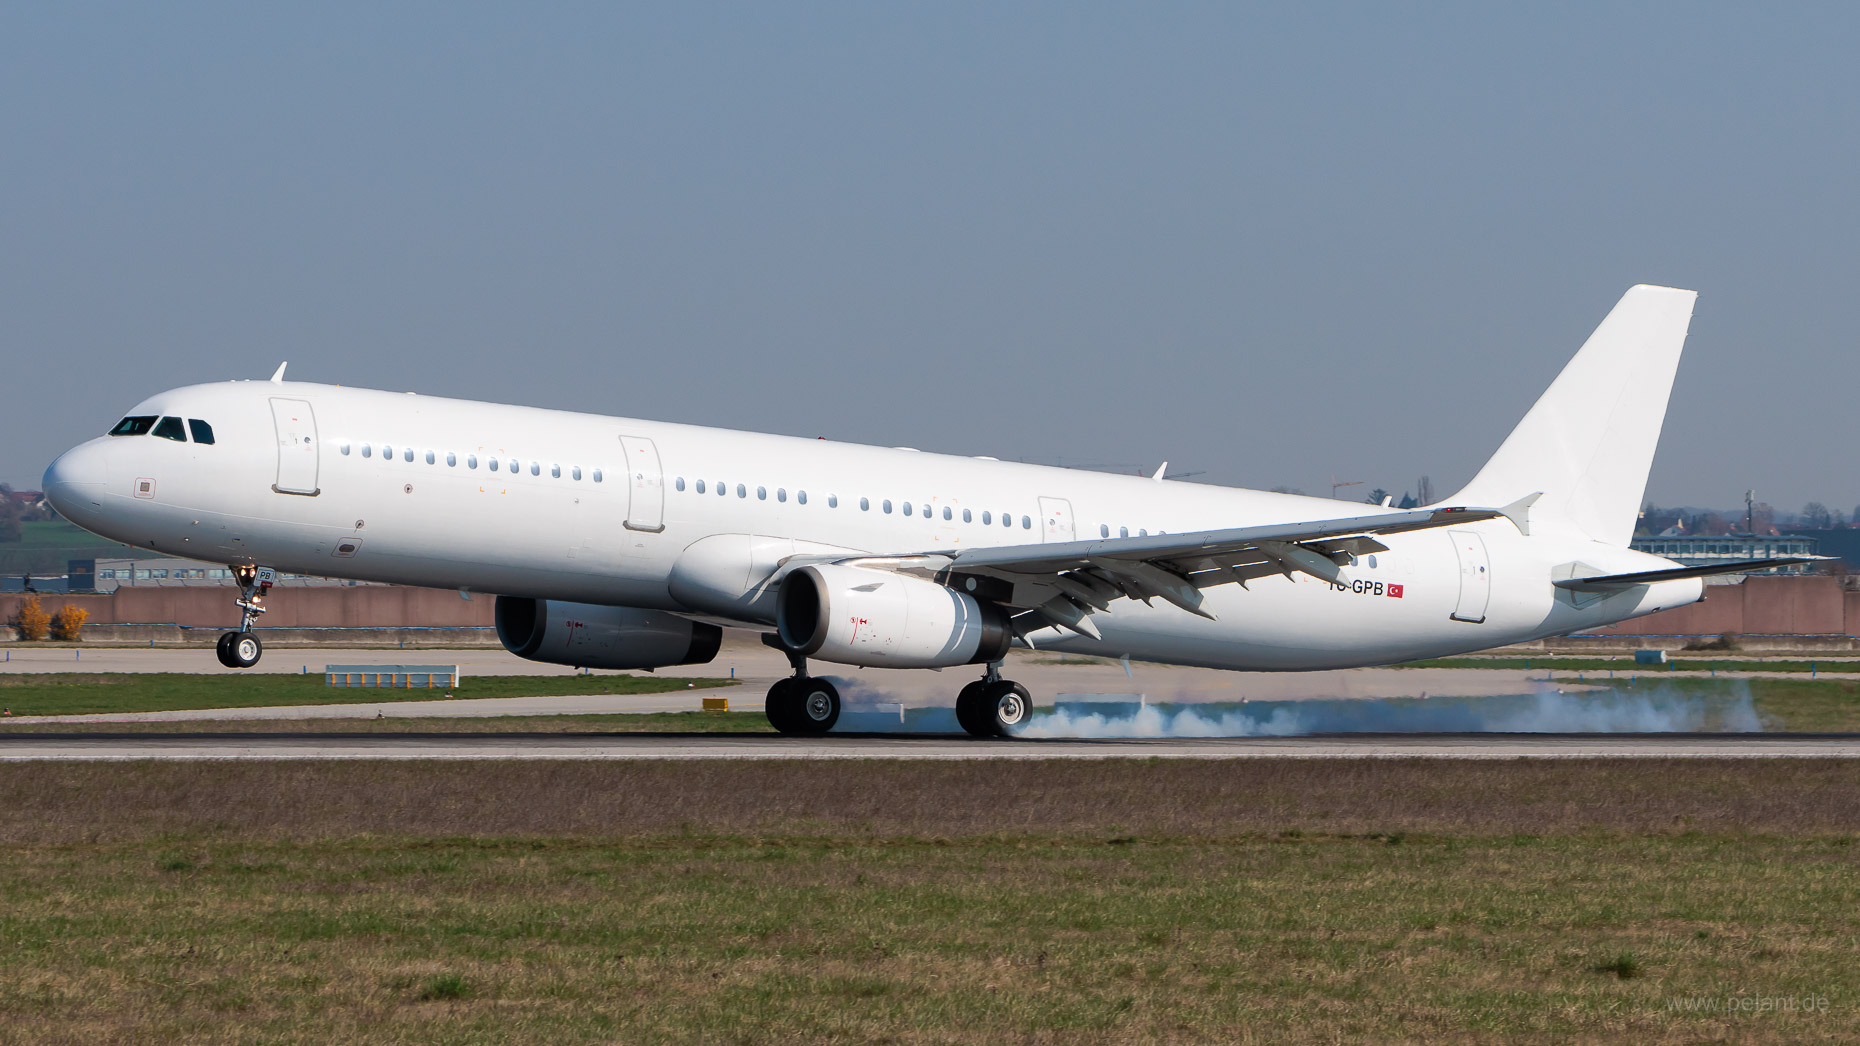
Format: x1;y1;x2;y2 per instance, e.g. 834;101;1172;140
765;647;841;735
955;662;1031;738
215;565;271;669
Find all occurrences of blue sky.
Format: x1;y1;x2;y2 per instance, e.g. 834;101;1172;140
4;4;1855;512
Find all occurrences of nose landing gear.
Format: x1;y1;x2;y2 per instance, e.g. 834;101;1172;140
216;565;271;669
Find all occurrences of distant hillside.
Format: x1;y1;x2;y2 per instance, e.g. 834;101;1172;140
0;521;141;576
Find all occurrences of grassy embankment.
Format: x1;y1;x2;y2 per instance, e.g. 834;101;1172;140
0;759;1855;1044
0;673;733;717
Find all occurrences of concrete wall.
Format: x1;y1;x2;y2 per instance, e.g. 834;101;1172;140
1588;575;1860;638
2;586;496;631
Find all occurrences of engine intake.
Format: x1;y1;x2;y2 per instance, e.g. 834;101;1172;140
777;564;1012;669
495;597;722;670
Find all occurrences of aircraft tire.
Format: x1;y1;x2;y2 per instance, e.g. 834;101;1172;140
215;631;238;668
790;677;840;734
765;678;800;734
982;680;1032;737
954;680;990;737
228;631;263;669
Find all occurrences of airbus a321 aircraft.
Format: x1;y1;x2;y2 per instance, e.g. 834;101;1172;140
41;285;1803;736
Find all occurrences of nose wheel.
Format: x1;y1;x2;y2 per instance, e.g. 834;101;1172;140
216;565;272;669
216;630;263;669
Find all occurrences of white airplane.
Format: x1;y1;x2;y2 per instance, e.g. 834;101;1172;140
41;285;1803;736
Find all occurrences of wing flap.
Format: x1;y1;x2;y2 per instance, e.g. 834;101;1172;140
1552;558;1817;590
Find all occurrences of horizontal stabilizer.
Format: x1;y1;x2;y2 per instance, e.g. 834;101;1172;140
1552;559;1816;591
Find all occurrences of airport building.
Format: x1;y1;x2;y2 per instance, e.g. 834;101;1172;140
1627;533;1819;575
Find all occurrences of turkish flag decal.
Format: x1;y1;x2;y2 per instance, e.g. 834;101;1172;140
1388;584;1404;598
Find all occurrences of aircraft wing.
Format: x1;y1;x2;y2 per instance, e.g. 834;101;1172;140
794;503;1521;642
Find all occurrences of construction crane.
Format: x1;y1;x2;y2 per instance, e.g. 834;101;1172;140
1330;476;1364;499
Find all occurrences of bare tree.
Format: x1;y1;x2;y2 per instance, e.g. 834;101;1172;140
1416;475;1436;505
1802;502;1834;529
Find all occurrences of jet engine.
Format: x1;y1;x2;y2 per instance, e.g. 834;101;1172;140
495;597;722;670
776;564;1013;669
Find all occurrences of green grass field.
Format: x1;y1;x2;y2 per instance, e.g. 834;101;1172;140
0;759;1855;1044
0;673;734;717
1404;655;1860;674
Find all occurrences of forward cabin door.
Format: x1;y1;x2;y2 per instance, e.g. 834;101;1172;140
269;398;320;496
1448;530;1490;623
1038;497;1076;543
619;435;665;532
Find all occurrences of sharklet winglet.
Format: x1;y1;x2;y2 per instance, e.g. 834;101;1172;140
269;362;288;385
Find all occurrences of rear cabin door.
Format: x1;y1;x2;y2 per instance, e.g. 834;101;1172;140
1448;530;1490;623
1038;497;1076;543
619;435;665;532
269;398;320;495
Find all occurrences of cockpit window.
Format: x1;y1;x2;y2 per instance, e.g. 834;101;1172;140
152;416;188;442
109;416;157;436
187;419;215;445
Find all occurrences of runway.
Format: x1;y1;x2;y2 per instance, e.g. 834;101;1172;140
2;731;1856;760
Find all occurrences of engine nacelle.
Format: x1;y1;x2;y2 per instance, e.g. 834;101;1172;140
495;597;722;670
777;564;1013;669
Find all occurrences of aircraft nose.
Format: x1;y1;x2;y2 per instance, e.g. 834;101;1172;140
42;441;112;521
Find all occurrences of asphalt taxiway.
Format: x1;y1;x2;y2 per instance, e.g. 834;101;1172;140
1;732;1855;760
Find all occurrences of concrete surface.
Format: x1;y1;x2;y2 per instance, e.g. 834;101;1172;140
1;732;1855;760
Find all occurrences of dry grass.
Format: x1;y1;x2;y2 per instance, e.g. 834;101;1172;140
1;758;1857;843
1;761;1857;1044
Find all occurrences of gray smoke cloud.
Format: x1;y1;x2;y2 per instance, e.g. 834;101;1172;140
821;676;1763;737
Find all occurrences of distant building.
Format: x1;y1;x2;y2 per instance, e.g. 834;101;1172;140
1628;533;1819;575
75;557;378;593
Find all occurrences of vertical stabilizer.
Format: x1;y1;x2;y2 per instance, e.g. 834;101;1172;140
1449;285;1696;547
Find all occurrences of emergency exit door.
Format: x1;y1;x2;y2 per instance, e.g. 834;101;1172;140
269;398;319;496
1038;497;1076;543
619;435;665;532
1448;530;1490;623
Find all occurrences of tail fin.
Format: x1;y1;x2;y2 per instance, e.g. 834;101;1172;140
1449;284;1697;547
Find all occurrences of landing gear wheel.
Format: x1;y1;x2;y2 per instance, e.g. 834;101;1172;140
789;677;841;734
958;680;1032;738
765;678;800;734
215;631;238;668
227;631;262;669
954;680;990;737
983;680;1033;736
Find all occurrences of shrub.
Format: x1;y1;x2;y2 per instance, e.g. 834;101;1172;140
13;596;49;641
50;604;89;642
1595;952;1642;979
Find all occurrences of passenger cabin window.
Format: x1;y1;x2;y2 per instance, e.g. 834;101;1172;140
797;491;807;505
982;511;992;525
109;415;157;436
188;420;215;445
943;507;952;520
555;466;563;479
963;509;972;522
1100;524;1110;538
489;458;499;472
674;476;683;490
426;451;435;464
883;500;893;514
404;448;414;462
152;416;187;442
757;486;767;500
1022;516;1032;529
695;479;705;493
593;470;603;483
467;454;477;469
363;444;372;458
737;484;747;498
777;488;786;502
447;452;457;467
340;443;351;455
572;466;581;480
828;495;838;508
860;498;869;511
530;462;540;476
